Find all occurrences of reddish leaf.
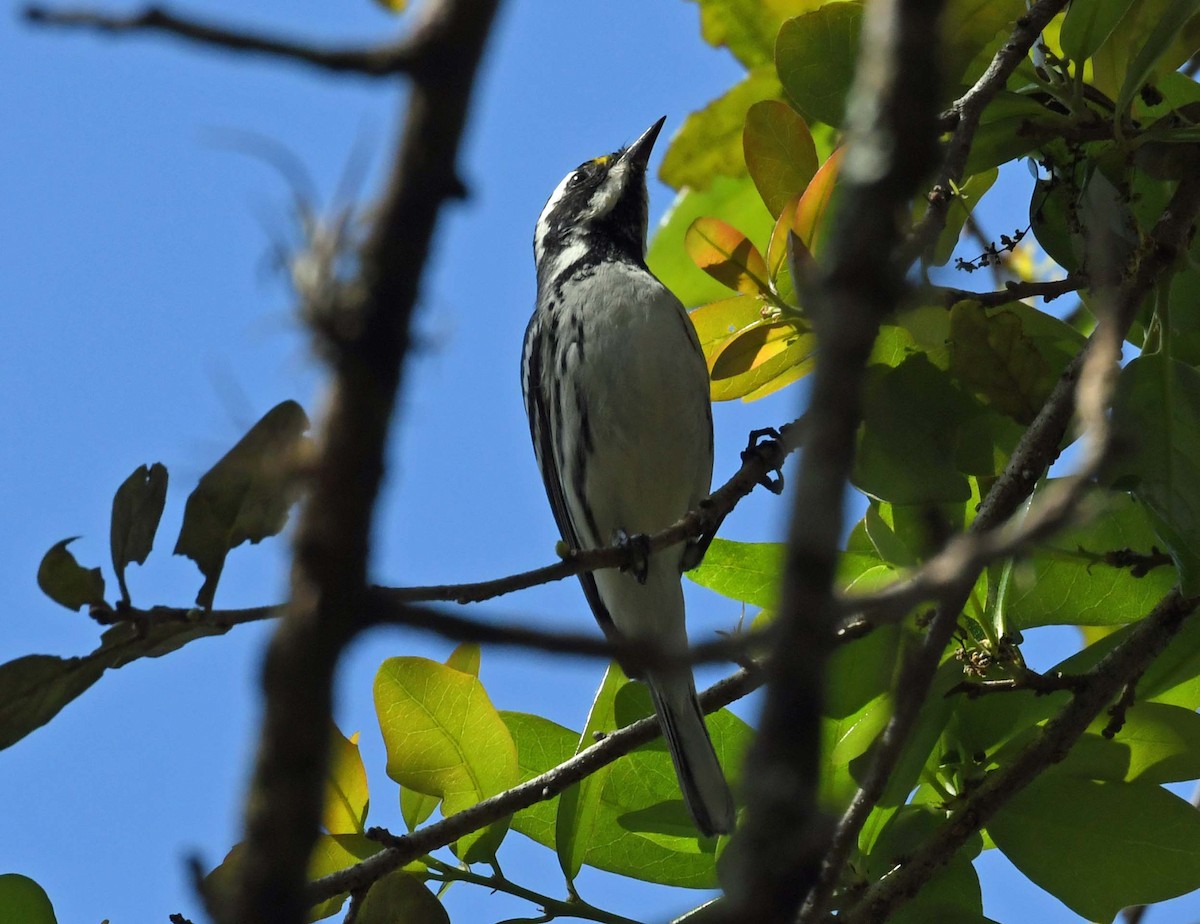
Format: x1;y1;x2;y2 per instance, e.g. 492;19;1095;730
684;217;771;294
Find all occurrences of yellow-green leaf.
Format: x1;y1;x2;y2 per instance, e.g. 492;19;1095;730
355;872;447;924
372;0;408;11
692;0;821;68
711;319;813;387
374;656;518;862
661;66;783;190
324;726;369;835
37;537;105;611
1060;0;1137;62
556;663;627;882
743;100;819;217
684;217;772;294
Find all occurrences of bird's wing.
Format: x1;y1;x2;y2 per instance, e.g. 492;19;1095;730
521;316;615;633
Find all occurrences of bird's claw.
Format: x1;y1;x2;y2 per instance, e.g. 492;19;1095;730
741;427;785;495
614;529;651;584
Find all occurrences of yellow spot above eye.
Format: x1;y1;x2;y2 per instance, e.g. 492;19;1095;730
591;154;613;167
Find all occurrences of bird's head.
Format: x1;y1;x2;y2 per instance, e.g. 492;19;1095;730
533;116;666;280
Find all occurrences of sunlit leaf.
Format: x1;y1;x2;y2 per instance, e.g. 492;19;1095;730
743;100;819;216
686;537;781;607
685;217;772;294
174;400;310;609
374;656;518;862
109;462;168;604
691;0;819;68
1058;702;1200;784
372;0;408;11
355;872;447;924
324;726;369;835
710;320;816;401
501;710;578;848
648;176;774;308
37;537;105;611
775;3;863;128
661;66;783;191
791;147;844;257
556;663;626;882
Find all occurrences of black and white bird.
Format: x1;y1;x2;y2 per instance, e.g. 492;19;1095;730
520;117;735;837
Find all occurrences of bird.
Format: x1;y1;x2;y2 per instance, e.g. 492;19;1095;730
520;117;735;836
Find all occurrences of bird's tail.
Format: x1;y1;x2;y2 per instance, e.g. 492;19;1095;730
646;670;736;837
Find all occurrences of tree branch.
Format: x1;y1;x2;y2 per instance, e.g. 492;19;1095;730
840;589;1199;924
221;2;502;923
937;273;1087;308
23;4;419;76
905;0;1070;263
721;1;946;921
307;668;763;904
806;153;1200;924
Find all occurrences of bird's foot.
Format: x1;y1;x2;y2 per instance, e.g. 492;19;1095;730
741;427;786;495
613;529;651;584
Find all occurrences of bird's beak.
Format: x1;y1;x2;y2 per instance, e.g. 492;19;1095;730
622;116;667;171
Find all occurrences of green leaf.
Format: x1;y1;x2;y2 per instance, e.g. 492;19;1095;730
37;537;105;611
109;462;168;604
207;833;383;923
776;3;863;128
445;642;481;676
941;0;1029;90
709;319;816;401
690;0;818;68
1058;702;1200;783
989;776;1200;922
820;691;891;810
0;874;57;924
686;537;781;608
1114;0;1200;116
647;176;775;308
1060;0;1137;61
556;663;626;882
174;400;310;609
501;710;579;848
963;93;1061;177
826;623;902;719
0;617;231;751
374;656;518;862
1092;0;1200;104
742;99;819;216
355;871;448;924
661;66;783;191
866;806;986;924
1001;486;1178;628
855;354;979;504
1108;354;1200;594
400;786;439;832
324;726;369;835
949;299;1086;425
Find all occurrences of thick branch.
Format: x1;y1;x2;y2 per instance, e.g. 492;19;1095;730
841;589;1198;924
307;668;763;903
24;5;417;76
223;3;501;923
721;2;945;922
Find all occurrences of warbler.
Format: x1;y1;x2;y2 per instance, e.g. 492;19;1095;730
520;117;735;836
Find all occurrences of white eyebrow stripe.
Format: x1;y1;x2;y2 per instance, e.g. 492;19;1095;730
534;170;575;263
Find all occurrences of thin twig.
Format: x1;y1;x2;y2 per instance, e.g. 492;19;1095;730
24;4;418;76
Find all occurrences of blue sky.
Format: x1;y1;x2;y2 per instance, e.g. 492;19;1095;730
3;2;1197;922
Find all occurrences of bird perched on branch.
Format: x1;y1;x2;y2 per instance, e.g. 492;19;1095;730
520;117;735;836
